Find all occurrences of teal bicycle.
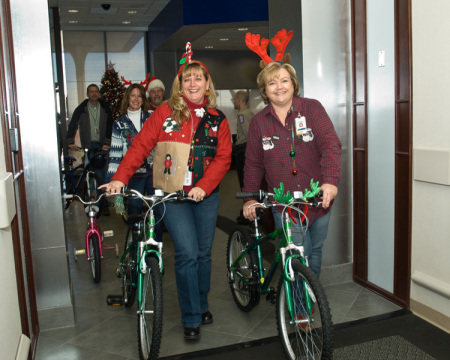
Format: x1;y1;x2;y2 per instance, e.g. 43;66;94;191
107;188;193;360
228;182;333;360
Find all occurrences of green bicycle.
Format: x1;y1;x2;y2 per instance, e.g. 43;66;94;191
228;182;333;360
107;188;193;360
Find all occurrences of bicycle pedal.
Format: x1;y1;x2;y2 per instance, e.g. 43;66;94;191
116;268;123;278
75;249;85;255
106;295;124;306
103;230;114;237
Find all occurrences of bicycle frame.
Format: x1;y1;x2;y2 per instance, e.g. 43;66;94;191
85;205;104;259
118;208;163;311
230;209;313;322
63;154;95;197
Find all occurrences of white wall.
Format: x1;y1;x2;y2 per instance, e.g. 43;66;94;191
411;0;450;322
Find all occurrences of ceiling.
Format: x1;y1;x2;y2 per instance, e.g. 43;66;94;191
48;0;268;51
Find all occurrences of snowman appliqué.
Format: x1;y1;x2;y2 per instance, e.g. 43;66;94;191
162;117;181;133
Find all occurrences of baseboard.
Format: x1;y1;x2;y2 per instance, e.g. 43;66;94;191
410;298;450;334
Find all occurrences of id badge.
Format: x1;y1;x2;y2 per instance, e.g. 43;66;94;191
295;116;306;136
183;166;192;186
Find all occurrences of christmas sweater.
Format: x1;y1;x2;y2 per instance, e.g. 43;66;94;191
106;111;152;183
112;101;232;195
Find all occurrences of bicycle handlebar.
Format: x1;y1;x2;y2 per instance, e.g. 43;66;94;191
63;192;118;206
236;190;323;208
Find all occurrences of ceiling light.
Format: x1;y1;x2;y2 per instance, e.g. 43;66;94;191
122;21;131;24
128;10;137;14
219;38;229;41
68;20;78;23
205;46;213;49
68;9;78;13
238;28;248;31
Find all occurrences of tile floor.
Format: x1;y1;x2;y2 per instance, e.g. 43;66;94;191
35;171;401;360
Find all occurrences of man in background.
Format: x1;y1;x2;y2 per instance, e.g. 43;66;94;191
146;78;165;112
234;90;254;224
67;83;113;214
234;90;254;189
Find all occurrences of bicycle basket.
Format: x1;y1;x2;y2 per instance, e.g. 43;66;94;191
90;151;107;169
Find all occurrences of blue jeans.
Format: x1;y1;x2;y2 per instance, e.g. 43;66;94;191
273;209;331;278
128;174;163;242
163;190;219;328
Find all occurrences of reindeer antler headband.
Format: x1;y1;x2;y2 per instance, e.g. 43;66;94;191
121;73;156;92
245;29;293;69
178;42;209;78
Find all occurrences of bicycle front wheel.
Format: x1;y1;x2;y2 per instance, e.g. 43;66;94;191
82;171;103;217
137;256;162;360
276;260;333;360
89;234;101;283
227;225;260;312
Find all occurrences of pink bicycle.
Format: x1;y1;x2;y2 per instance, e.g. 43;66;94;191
64;192;119;282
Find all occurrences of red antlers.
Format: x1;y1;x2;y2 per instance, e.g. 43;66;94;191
245;29;293;68
121;73;156;91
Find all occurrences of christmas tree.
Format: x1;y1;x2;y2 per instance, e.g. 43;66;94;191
99;62;125;120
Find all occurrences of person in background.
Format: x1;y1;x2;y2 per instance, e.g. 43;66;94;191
242;30;341;278
233;90;254;190
106;83;163;241
146;78;165;111
67;83;113;215
100;43;232;341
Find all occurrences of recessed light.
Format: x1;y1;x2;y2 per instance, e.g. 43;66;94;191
122;21;131;24
128;10;137;14
238;28;248;31
205;46;214;49
68;9;78;13
219;38;229;41
68;20;78;23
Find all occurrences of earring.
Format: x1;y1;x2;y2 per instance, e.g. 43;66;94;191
178;90;183;97
205;89;210;96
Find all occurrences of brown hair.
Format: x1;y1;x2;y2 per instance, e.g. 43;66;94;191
256;62;300;104
120;83;149;115
167;62;217;126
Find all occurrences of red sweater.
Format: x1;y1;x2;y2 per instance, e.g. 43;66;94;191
112;101;232;196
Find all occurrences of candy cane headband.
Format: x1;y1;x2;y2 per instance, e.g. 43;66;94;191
178;42;209;78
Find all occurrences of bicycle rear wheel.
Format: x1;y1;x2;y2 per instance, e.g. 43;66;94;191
122;228;137;307
82;171;103;218
227;225;260;312
276;260;333;360
89;234;101;283
137;256;162;360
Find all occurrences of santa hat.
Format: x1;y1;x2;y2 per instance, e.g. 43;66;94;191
147;78;165;92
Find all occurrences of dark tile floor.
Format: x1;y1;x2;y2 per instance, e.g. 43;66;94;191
35;171;401;360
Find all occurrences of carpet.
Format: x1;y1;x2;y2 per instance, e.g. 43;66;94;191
334;335;435;359
160;310;450;360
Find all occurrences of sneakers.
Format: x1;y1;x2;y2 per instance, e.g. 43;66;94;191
296;308;315;332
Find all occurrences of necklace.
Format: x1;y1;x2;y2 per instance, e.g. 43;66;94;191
288;106;301;176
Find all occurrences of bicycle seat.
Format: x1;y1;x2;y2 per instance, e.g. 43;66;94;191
90;151;108;169
64;155;77;166
126;214;144;226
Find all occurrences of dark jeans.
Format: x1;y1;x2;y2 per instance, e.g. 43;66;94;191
163;190;219;327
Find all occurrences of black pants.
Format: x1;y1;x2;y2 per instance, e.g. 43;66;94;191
235;143;247;190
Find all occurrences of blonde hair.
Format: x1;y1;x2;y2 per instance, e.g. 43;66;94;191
256;62;300;104
120;83;149;115
167;62;217;126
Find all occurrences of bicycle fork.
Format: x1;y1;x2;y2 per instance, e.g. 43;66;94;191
280;212;314;325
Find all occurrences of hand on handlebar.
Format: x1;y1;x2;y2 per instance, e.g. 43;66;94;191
320;183;338;209
243;200;263;221
99;180;125;194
